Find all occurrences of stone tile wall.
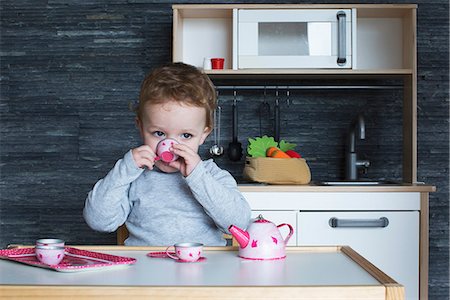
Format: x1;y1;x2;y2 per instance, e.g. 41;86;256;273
1;1;448;298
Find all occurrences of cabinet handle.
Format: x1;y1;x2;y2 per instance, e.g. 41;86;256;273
329;217;389;228
336;11;347;66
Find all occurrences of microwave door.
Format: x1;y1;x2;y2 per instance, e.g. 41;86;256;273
238;9;352;69
258;22;312;57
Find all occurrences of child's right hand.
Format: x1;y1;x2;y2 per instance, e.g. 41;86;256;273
132;145;158;170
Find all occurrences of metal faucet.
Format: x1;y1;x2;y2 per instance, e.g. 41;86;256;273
345;114;370;180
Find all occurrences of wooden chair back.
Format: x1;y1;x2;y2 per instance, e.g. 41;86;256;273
117;224;129;245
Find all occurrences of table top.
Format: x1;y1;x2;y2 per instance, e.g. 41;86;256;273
1;247;379;286
0;246;404;300
237;183;435;193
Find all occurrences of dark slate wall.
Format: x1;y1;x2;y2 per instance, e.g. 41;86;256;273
0;1;448;298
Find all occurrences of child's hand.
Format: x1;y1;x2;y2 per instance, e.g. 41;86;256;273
132;145;158;170
168;143;201;177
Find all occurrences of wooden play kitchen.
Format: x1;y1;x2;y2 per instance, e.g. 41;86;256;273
172;4;435;300
0;245;404;299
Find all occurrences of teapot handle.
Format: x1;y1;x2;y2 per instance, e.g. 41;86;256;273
277;223;294;245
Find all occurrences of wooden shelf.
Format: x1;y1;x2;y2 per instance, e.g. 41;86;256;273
204;69;414;81
206;69;413;74
173;4;417;10
173;4;416;72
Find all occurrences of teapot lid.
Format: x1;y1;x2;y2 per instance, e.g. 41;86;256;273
254;214;271;223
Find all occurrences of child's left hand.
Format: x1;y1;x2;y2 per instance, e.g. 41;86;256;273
168;143;201;177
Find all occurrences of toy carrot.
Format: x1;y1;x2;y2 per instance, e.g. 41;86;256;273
266;146;279;157
271;150;291;158
266;147;291;158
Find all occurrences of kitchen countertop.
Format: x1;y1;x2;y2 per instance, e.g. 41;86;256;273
238;183;436;192
0;246;403;300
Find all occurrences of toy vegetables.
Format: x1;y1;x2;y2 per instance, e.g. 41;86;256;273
247;136;302;159
266;147;291;158
243;135;311;184
285;150;301;158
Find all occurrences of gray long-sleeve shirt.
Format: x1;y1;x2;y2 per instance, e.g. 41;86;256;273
83;150;251;246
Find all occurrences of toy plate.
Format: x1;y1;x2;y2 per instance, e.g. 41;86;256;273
0;247;136;272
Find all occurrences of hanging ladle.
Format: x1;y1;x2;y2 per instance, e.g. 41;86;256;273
227;90;243;161
209;92;223;156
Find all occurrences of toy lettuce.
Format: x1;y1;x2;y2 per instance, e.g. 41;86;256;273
247;135;296;158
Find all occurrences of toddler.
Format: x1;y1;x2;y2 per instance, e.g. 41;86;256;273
83;63;251;246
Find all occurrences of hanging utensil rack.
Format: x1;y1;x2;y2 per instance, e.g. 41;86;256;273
214;85;402;91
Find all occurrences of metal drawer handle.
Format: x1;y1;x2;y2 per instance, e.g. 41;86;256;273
329;217;389;228
336;11;347;66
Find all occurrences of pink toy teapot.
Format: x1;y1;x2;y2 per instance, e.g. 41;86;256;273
228;215;294;260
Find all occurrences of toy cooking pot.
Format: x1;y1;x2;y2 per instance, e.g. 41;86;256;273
228;214;294;260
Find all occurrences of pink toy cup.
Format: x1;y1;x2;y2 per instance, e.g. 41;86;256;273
35;245;65;265
211;58;224;70
165;242;203;262
156;138;179;163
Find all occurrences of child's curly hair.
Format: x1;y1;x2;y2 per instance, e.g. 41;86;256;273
136;62;217;129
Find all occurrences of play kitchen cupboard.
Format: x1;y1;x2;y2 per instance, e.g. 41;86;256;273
173;3;419;184
239;185;435;300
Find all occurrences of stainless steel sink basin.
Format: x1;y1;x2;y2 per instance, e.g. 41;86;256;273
316;180;400;186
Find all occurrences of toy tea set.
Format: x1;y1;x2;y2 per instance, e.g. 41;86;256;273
0;219;293;271
147;214;294;262
0;239;137;272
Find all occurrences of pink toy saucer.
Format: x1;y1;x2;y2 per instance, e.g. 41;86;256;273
147;251;207;263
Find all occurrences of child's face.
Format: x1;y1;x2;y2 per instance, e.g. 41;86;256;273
137;100;211;172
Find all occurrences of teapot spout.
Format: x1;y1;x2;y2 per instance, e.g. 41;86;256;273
228;225;250;248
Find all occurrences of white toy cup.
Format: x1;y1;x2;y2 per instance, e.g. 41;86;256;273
165;242;203;262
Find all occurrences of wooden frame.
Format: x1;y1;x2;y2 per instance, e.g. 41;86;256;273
1;246;403;300
419;193;429;300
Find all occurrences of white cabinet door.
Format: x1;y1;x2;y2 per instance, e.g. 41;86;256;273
251;210;297;246
298;211;419;300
